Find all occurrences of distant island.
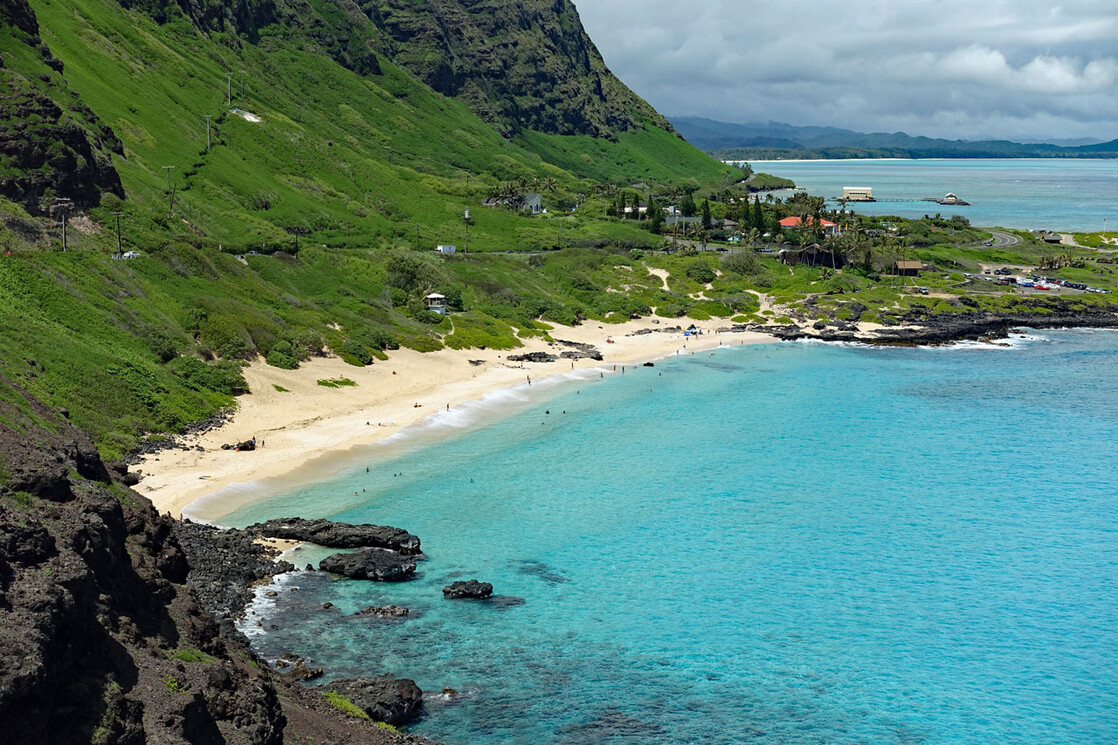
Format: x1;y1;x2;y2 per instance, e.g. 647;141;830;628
672;117;1118;160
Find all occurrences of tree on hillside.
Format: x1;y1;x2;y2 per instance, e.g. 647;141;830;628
701;199;712;230
680;192;697;217
649;198;664;234
753;196;764;233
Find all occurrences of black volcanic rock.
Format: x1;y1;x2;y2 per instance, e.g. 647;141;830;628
323;676;423;726
172;521;295;623
249;517;422;554
442;579;493;598
507;351;558;363
319;549;417;581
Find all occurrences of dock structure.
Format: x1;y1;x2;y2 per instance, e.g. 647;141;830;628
842;186;875;202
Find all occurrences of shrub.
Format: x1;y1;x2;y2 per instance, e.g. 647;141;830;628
722;251;760;276
266;340;299;369
686;260;717;284
166;357;248;395
339;339;373;366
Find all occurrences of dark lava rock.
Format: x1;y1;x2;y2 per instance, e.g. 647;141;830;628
556;339;604;360
248;517;422;554
506;351;557;363
172;521;295;622
355;605;410;618
319;549;417;581
276;653;324;681
442;579;493;598
322;676;423;726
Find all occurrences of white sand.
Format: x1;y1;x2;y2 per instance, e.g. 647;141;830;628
138;319;777;519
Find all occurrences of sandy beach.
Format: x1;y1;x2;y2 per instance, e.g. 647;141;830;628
138;319;778;519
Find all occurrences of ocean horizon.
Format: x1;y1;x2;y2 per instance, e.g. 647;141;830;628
217;328;1118;743
735;158;1116;233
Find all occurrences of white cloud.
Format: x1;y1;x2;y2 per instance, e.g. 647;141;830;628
570;0;1118;140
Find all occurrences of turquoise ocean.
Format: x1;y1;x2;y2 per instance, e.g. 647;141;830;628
220;329;1118;744
746;158;1116;232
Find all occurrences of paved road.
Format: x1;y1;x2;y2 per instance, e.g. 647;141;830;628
986;230;1020;248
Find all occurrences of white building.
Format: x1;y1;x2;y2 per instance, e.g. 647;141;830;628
425;293;447;315
435;245;457;254
842;186;874;202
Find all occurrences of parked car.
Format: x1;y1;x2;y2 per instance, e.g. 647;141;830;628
121;251;141;259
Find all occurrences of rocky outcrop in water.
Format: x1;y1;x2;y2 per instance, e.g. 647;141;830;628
442;579;493;598
322;676;424;726
249;517;422;554
319;549;417;581
172;520;295;623
356;605;411;618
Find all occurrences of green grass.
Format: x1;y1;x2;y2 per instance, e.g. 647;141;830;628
323;690;370;721
272;384;291;392
317;377;357;388
171;648;214;664
162;675;187;694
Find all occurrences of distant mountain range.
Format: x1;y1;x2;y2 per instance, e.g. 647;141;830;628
672;117;1118;160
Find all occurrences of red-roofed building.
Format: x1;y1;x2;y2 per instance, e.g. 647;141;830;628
779;215;840;236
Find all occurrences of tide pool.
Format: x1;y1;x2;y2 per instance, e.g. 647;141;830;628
223;331;1118;743
745;158;1116;232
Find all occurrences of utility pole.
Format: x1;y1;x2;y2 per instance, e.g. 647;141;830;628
203;114;212;151
226;73;232;106
239;70;246;98
113;211;123;255
465;170;471;193
162;166;175;214
558;222;562;250
464;220;469;254
55;200;72;252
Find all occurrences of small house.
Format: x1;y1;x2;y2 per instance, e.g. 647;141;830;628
435;244;457;254
425;293;447;315
894;260;922;276
779;215;840;237
521;193;543;214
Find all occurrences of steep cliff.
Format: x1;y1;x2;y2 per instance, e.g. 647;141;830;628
363;0;670;137
0;380;429;743
0;0;124;215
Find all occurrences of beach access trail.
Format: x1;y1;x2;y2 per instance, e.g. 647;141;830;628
138;319;777;519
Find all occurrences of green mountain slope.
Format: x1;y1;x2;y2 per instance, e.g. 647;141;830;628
3;0;732;250
0;0;746;456
365;0;669;138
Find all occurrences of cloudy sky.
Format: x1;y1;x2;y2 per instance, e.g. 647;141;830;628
571;0;1118;142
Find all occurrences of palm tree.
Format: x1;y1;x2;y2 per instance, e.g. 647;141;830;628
541;177;557;210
